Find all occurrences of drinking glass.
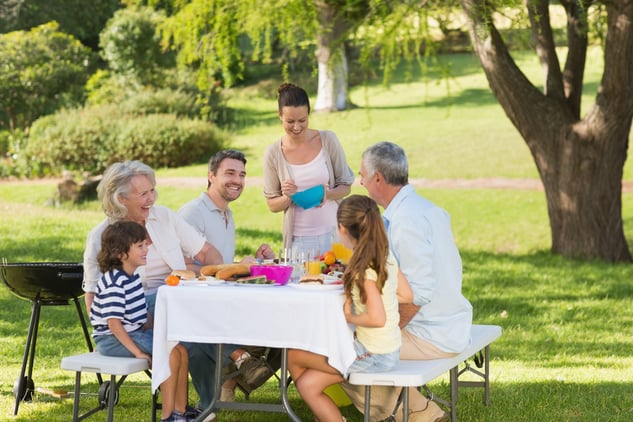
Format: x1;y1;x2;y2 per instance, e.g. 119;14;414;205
307;249;322;275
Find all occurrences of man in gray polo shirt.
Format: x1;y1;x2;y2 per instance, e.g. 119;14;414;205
178;149;277;408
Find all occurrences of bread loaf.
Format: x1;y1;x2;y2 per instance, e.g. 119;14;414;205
200;264;229;276
215;263;252;280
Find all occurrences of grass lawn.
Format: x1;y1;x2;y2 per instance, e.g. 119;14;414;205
2;49;633;421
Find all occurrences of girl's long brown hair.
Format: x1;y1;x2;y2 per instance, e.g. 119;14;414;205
337;195;389;303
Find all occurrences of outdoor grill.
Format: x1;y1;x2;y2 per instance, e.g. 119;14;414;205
0;260;95;415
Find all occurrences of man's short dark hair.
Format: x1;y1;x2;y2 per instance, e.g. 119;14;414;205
208;150;247;174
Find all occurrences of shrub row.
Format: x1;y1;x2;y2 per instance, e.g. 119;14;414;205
21;105;227;177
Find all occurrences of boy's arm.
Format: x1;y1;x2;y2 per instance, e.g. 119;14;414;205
107;319;152;364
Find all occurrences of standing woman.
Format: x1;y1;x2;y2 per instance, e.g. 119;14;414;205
263;83;354;253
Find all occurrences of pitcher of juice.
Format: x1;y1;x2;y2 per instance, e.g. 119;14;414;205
331;241;352;264
331;227;353;264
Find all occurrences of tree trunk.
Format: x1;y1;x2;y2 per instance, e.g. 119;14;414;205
314;1;349;112
461;0;633;262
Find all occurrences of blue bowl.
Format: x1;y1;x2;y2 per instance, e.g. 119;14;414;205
291;185;325;209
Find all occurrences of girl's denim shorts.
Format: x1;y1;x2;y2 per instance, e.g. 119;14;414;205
347;338;399;374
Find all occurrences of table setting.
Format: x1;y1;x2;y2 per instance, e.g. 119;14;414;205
151;250;356;421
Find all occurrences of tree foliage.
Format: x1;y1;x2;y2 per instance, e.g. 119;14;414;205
99;6;173;86
0;0;122;49
0;22;96;131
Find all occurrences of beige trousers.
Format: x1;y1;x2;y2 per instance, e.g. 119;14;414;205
340;331;456;421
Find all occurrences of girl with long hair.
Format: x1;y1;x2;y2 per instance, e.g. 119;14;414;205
288;194;412;421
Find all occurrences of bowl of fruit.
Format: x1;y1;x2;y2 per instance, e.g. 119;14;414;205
319;250;347;277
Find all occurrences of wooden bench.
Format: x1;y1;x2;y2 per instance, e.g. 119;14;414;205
347;324;502;422
61;351;160;422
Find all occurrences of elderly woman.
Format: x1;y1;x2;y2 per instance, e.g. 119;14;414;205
82;160;222;312
82;160;224;420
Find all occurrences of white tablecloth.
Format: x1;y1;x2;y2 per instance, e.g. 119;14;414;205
151;283;356;392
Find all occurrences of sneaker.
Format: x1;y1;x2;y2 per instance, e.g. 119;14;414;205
239;356;274;387
183;406;216;422
160;411;190;422
183;405;201;419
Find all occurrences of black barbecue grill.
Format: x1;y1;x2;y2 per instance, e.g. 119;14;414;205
0;260;95;415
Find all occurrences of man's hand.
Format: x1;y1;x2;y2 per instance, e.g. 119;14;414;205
255;243;275;260
398;303;420;329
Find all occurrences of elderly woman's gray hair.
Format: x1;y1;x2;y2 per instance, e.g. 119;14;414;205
97;161;156;219
362;142;409;186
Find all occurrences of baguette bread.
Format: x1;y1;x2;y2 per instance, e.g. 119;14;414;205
215;263;252;280
200;264;230;276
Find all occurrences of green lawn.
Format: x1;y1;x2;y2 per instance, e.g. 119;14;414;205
2;49;633;421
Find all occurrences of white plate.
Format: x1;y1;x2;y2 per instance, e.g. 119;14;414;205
179;278;224;286
229;281;279;287
289;283;343;290
323;274;343;284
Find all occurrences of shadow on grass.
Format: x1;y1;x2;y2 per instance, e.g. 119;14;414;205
461;249;633;364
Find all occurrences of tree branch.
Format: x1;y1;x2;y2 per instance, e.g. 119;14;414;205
560;0;591;119
527;0;565;101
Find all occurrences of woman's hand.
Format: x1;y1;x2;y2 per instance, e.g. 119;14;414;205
280;179;298;197
255;243;275;259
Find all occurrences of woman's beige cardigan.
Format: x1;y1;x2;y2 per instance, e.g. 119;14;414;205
263;130;355;248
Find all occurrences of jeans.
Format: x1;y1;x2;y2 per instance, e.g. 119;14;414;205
145;290;240;408
347;339;400;374
183;342;239;409
94;329;153;357
291;232;332;256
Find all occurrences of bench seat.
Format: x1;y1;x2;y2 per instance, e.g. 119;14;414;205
61;351;159;422
348;324;502;422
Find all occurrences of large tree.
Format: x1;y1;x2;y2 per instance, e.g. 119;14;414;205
152;0;426;111
460;1;633;262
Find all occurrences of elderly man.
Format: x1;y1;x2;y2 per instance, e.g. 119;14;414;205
341;142;473;422
178;149;278;411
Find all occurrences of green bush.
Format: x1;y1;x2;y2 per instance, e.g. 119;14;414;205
23;106;227;177
118;88;201;118
110;113;225;168
25;108;113;177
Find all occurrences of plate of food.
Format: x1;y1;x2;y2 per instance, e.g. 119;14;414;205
179;277;225;287
231;275;278;287
290;274;344;290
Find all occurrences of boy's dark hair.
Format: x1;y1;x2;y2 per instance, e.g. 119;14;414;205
97;221;147;273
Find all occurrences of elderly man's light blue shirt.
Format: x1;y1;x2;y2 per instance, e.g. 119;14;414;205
383;184;472;352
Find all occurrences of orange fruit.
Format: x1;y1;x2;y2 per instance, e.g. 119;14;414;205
323;251;336;266
165;274;180;286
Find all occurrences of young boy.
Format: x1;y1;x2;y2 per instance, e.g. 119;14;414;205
90;221;192;422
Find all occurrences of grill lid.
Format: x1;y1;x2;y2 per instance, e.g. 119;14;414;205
0;261;84;303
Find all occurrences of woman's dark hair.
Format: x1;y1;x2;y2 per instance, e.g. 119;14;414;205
277;83;310;113
97;221;147;273
337;195;389;303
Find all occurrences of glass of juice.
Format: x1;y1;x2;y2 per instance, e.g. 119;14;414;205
307;250;322;275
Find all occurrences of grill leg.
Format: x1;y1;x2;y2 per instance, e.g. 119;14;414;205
13;298;41;415
72;297;103;384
